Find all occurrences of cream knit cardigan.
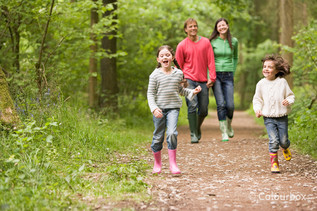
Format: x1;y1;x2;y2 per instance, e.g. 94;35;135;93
253;77;295;117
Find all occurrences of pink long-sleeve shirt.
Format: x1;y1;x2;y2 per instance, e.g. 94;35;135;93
175;36;216;82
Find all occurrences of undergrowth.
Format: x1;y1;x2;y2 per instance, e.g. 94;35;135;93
288;87;317;159
0;95;153;210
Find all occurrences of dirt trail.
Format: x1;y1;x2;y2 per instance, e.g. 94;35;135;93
141;111;317;210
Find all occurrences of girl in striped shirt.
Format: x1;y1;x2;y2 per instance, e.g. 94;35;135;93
147;45;201;175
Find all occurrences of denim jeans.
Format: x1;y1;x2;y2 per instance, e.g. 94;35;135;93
212;72;234;121
264;116;290;153
185;79;209;117
151;108;180;152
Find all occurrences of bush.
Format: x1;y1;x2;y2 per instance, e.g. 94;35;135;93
0;101;152;210
288;88;317;159
287;20;317;159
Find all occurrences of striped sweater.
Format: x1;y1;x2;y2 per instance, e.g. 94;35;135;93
147;67;194;113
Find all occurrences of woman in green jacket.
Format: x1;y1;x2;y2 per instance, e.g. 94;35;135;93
209;18;238;142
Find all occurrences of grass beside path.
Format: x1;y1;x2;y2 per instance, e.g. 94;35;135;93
0;104;153;210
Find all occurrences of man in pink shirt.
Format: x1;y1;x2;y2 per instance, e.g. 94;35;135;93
175;18;216;143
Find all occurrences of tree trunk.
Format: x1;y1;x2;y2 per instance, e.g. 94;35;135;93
99;0;118;111
89;0;99;108
0;68;20;127
279;0;294;88
300;2;307;26
294;1;308;30
252;0;262;47
13;22;20;73
237;43;246;109
36;0;55;95
1;6;20;73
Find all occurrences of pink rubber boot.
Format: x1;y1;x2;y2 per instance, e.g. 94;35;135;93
168;149;181;174
152;151;162;174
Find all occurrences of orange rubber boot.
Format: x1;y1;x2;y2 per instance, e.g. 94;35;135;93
270;152;280;173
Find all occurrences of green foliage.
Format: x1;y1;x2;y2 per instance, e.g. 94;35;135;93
0;102;152;210
117;0;252;96
286;20;317;159
235;0;279;47
106;161;148;194
1;0;122;100
215;0;253;23
288;88;317;159
0;119;73;209
119;94;152;128
290;20;317;91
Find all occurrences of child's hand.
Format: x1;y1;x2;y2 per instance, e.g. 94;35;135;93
282;99;290;106
255;110;262;118
193;86;202;94
153;108;163;118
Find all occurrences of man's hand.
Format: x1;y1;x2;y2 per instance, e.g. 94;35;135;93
206;79;214;88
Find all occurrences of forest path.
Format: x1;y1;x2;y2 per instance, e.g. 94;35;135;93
141;110;317;210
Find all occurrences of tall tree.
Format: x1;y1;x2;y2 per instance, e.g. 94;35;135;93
89;0;98;108
100;0;118;111
279;0;294;88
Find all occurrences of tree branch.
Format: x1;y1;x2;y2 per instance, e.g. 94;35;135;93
36;0;55;94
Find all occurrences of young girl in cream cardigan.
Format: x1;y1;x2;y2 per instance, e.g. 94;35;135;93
253;55;295;173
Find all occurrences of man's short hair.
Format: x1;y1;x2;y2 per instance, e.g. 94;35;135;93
184;18;198;34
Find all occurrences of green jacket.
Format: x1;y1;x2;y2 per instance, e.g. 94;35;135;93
211;36;238;73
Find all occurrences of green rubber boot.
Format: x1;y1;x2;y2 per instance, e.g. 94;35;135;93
188;113;199;143
197;115;205;140
219;120;229;142
227;118;234;138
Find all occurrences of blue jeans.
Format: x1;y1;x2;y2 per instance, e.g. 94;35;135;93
264;116;290;153
186;79;209;116
151;109;180;152
212;72;234;121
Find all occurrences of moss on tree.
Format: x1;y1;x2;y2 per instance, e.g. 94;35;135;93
0;68;20;127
